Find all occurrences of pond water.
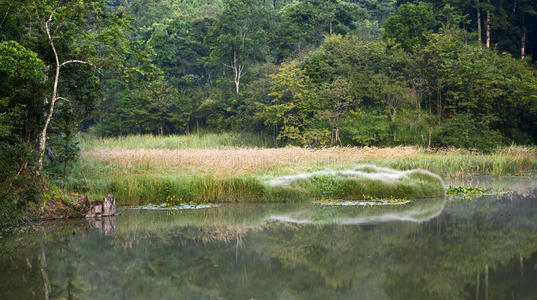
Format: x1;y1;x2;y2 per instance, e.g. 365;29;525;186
1;176;537;299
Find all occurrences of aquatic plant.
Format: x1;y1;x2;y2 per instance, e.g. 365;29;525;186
447;185;491;195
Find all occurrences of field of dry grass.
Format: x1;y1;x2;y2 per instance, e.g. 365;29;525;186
83;146;419;176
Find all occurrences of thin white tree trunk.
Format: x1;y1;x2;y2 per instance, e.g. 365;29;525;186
232;50;243;95
38;9;61;173
37;8;99;173
521;31;526;59
521;5;526;59
476;0;482;47
486;2;491;48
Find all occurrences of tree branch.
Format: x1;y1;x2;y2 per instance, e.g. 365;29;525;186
61;60;102;74
55;96;71;103
0;4;11;31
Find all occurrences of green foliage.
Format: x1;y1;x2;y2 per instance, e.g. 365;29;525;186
383;2;438;51
0;41;46;228
0;142;41;228
342;110;392;146
433;113;503;152
0;41;45;82
83;0;537;150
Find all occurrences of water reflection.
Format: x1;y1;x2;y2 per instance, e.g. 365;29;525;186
1;182;537;299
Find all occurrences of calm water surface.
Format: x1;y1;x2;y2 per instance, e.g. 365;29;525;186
1;176;537;299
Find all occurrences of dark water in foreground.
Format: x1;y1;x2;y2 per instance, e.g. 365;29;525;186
1;177;537;300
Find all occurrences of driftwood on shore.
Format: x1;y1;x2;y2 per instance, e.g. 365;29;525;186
85;194;116;218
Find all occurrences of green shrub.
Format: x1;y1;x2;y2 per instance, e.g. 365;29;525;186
433;114;503;152
342;110;392;146
0;142;41;228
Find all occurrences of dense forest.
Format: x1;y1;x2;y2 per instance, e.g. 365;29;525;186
1;0;537;225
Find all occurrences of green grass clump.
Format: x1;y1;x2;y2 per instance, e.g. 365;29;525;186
272;168;445;201
60;159;445;205
72;174;267;205
368;147;537;178
80;132;273;151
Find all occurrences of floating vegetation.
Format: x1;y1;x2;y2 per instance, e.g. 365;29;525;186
128;203;220;210
447;184;492;195
315;200;412;206
315;195;411;206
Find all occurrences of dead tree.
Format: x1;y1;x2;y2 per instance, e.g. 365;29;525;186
37;6;98;173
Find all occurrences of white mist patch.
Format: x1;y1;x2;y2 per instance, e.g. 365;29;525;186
266;164;444;187
128;203;220;210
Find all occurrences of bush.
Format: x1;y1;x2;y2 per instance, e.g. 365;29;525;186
433;114;503;152
342;110;392;146
0;142;41;228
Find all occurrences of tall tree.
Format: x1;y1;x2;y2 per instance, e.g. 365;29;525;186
210;0;272;95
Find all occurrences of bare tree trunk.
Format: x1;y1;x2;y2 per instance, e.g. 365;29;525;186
38;10;61;174
521;31;526;59
437;85;442;122
37;8;99;173
428;127;432;148
486;2;491;49
521;4;526;59
476;0;482;47
0;4;11;31
231;50;243;95
329;20;333;34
